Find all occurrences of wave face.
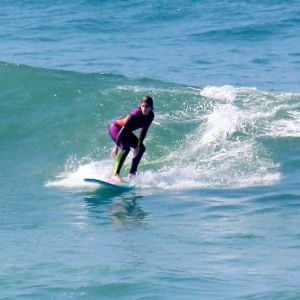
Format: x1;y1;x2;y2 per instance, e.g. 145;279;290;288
1;62;299;191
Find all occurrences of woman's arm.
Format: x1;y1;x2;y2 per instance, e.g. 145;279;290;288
138;127;148;147
115;114;132;146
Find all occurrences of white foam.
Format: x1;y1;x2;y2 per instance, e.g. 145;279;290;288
151;140;281;190
45;160;113;189
136;155;280;190
199;103;242;145
200;85;237;103
266;111;300;138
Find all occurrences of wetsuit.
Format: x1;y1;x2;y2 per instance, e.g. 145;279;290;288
108;107;154;175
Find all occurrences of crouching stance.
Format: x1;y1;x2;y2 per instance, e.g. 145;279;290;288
108;96;154;182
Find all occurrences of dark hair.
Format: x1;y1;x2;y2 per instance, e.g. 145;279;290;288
141;96;154;110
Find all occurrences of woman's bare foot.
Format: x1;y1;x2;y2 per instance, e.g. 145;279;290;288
111;174;124;182
128;173;136;180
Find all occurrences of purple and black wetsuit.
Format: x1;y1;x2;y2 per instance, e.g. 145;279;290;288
108;107;154;175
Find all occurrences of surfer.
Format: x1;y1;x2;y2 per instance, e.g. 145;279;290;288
108;96;155;182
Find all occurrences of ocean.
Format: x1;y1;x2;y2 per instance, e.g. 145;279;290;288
1;1;300;299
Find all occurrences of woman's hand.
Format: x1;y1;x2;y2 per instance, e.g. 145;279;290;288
111;145;118;158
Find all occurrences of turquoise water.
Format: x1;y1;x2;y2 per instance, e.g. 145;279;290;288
1;1;300;299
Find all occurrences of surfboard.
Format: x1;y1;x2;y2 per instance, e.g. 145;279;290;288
84;178;135;191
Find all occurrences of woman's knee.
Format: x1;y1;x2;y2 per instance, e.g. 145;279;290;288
139;144;146;153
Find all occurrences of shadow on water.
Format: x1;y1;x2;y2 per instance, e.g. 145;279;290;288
83;187;147;227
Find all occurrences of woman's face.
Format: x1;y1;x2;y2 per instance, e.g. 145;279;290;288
141;102;151;115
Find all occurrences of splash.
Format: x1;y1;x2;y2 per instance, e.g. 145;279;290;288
266;111;300;138
45;160;113;189
137;85;283;190
200;85;237;103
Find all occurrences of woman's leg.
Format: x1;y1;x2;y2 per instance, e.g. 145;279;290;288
108;121;132;180
108;123;146;178
113;148;130;176
129;144;145;175
125;133;146;175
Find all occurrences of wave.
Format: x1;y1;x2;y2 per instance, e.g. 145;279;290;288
1;62;299;190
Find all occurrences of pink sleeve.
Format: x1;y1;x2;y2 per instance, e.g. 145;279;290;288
130;108;141;117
